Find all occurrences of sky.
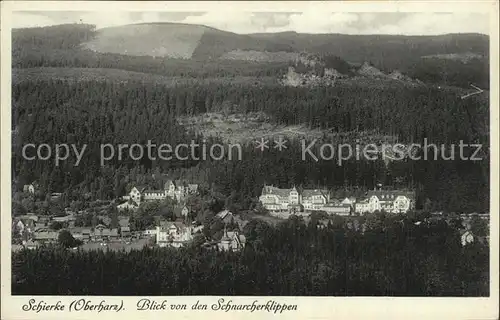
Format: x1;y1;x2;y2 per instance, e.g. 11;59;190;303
11;11;489;35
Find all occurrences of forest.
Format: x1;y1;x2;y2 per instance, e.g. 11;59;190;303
12;214;489;296
11;79;489;213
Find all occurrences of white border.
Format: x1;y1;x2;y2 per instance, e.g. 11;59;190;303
1;2;499;320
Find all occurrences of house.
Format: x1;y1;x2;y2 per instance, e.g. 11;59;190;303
218;228;246;252
341;197;357;206
71;228;91;242
181;206;189;218
187;184;199;194
23;240;40;250
92;225;118;241
117;200;139;212
301;189;329;211
32;231;59;244
15;214;39;232
156;221;193;248
460;230;474;246
129;186;148;205
165;180;199;201
216;210;234;224
12;219;26;236
120;226;131;237
259;185;302;212
23;182;38;194
354;189;415;214
127;180;199;205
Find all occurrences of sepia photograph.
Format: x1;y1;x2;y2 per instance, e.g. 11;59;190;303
1;1;499;319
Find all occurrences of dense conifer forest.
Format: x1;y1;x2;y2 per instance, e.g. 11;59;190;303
12;79;489;212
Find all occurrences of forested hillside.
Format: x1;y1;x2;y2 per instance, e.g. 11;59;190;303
12;24;489;88
12;79;489;212
11;23;490;213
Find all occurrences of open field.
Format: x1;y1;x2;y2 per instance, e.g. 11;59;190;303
178;112;399;145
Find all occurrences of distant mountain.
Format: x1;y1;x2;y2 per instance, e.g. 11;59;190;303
81;22;292;59
249;32;488;68
11;23;490;88
78;23;489;67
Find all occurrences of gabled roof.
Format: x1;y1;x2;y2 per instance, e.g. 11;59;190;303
366;190;415;200
261;185;294;198
131;185;148;193
460;229;473;237
301;189;328;198
159;221;188;232
164;180;176;189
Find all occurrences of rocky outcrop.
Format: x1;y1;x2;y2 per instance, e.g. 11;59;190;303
280;66;341;87
357;62;386;78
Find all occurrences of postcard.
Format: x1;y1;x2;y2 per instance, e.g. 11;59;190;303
1;1;498;319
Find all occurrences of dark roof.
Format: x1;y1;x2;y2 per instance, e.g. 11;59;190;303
366;190;415;200
132;185;148;192
301;189;328;198
159;221;188;232
261;185;296;198
94;228;118;236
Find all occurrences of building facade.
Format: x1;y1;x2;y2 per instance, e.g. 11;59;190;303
156;222;194;248
218;229;246;252
260;185;414;216
128;180;199;206
259;185;350;215
354;190;415;214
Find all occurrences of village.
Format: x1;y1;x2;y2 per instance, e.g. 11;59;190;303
12;180;490;252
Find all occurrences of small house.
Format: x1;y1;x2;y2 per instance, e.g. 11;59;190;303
218;228;246;252
120;226;131;237
460;230;474;246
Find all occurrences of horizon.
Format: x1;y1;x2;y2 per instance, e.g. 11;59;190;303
12;11;490;36
12;21;490;37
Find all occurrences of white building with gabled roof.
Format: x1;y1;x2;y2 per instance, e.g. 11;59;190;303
354;190;415;214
